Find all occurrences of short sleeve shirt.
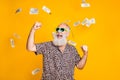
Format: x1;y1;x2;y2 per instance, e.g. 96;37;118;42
35;41;81;80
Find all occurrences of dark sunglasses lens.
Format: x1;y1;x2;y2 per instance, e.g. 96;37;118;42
56;28;59;31
56;28;65;32
61;28;65;32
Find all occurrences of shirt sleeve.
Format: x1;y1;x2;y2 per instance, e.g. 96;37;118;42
74;47;81;66
35;42;46;55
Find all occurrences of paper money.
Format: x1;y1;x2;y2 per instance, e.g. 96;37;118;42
10;38;15;48
15;8;22;13
81;3;90;7
13;33;21;39
73;21;80;26
81;0;90;7
42;6;51;14
81;18;89;26
68;40;77;46
85;20;91;27
32;68;40;75
86;18;96;27
29;8;39;14
90;18;96;24
81;18;96;27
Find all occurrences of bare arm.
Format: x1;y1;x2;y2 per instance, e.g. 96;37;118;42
26;22;42;52
76;45;88;69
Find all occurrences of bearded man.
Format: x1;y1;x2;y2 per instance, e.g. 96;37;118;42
26;22;88;80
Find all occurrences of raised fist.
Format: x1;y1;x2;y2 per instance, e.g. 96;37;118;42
32;22;42;30
81;45;88;55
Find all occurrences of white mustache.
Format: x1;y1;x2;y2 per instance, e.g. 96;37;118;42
52;33;67;46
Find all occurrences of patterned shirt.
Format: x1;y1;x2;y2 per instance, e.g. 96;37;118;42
35;41;81;80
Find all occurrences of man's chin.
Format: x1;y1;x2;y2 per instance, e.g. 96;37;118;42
56;37;63;39
53;40;67;46
52;35;67;46
53;42;64;46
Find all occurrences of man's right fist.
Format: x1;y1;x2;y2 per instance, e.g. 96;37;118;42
32;22;42;30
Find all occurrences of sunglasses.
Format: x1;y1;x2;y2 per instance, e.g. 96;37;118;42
56;28;68;32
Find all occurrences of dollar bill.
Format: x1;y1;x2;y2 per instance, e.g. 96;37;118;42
29;8;39;14
32;68;40;75
42;6;51;14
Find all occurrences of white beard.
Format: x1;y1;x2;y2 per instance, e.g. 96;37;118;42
52;33;67;46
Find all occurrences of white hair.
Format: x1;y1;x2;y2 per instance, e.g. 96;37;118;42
58;23;70;32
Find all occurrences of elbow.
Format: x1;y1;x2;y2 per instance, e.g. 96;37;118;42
77;66;84;70
26;48;31;52
26;46;34;52
26;46;31;51
76;65;84;70
26;43;36;52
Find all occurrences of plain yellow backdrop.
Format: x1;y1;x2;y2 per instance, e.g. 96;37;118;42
0;0;120;80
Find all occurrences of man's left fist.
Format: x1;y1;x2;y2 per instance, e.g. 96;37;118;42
81;45;88;53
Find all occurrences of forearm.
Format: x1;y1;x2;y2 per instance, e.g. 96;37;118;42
77;52;88;69
26;28;36;51
26;22;41;51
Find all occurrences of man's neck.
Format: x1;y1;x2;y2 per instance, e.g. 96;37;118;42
58;44;67;53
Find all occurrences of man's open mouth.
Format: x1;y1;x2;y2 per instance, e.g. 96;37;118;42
57;34;63;38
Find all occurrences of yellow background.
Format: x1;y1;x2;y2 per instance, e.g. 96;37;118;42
0;0;120;80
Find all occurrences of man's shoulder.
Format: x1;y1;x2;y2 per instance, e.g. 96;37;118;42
35;41;52;45
40;41;53;45
67;43;76;49
46;41;53;44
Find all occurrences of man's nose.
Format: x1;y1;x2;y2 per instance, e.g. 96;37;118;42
57;30;62;33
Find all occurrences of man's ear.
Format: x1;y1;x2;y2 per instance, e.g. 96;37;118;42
66;32;69;37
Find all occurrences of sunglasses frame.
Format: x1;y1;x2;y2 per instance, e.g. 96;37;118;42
56;27;69;32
